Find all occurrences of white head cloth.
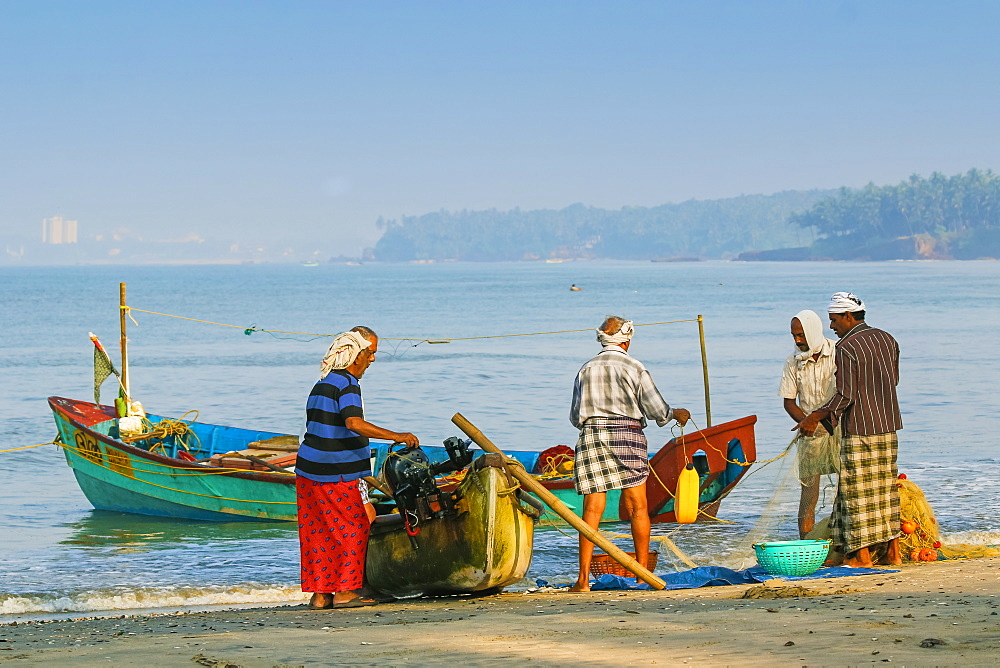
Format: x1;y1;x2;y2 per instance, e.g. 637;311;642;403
319;330;372;378
597;319;634;346
792;309;825;359
828;291;866;313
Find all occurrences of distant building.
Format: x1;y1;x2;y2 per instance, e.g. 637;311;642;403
42;216;78;244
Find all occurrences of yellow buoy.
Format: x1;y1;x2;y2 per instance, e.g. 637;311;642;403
674;463;699;523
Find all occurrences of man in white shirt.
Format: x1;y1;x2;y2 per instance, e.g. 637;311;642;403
568;315;690;591
779;309;840;538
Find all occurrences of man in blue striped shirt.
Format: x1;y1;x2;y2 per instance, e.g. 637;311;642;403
295;326;419;609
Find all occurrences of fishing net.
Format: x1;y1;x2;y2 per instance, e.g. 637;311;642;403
717;444;823;570
806;474;1000;562
895;477;1000;561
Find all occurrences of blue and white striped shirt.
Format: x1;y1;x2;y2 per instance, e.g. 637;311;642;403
295;370;372;483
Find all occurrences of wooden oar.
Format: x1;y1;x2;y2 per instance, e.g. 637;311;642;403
452;412;666;590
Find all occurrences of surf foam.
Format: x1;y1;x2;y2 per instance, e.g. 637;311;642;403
0;583;302;616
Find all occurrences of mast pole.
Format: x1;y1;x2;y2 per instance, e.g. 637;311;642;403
119;282;130;404
697;314;712;427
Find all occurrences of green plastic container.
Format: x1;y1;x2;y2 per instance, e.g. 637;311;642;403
753;539;832;576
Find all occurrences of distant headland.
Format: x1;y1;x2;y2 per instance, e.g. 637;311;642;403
373;169;999;262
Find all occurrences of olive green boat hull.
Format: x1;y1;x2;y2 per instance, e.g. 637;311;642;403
365;458;535;596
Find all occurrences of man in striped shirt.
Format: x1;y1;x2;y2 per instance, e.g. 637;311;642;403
796;292;903;568
295;326;419;609
568;315;690;591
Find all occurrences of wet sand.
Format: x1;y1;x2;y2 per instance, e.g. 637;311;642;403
2;557;998;666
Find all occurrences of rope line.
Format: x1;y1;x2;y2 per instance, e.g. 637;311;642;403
0;441;57;454
121;306;699;343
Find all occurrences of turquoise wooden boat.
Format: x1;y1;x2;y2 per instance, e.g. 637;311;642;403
49;396;755;525
50;396;298;521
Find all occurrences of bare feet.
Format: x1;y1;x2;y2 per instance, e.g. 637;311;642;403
567;582;591;592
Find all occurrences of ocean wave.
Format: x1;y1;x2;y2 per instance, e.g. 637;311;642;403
941;530;1000;545
0;583;303;616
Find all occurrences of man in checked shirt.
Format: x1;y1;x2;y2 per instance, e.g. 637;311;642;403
568;315;690;591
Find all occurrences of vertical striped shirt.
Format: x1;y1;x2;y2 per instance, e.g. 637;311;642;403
570;346;674;430
295;370;372;483
820;323;903;436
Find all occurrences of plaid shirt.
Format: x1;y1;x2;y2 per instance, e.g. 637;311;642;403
570;346;674;430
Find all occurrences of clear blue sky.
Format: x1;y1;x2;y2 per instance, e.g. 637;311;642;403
2;1;998;253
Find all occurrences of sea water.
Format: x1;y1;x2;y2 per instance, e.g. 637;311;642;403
1;260;998;618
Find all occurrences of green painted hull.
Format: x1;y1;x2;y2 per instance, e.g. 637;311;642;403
50;397;296;522
365;454;536;596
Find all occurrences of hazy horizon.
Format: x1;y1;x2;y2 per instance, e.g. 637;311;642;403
3;1;998;256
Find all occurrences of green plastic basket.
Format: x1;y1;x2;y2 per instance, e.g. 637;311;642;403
753;539;832;576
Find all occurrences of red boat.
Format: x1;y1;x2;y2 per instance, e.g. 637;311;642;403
531;415;757;523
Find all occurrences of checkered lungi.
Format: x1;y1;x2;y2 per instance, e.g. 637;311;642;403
829;432;901;554
573;416;648;495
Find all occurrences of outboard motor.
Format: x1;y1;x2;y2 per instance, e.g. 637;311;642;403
382;436;473;544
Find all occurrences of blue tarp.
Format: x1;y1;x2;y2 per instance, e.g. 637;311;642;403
537;565;898;591
589;565;897;590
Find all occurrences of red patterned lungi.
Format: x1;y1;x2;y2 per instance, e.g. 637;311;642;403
296;477;371;593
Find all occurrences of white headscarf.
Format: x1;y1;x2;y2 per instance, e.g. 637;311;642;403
792;309;825;360
319;330;372;378
828;291;866;313
597;319;634;346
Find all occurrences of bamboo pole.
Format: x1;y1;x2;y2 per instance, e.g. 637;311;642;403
452;412;666;590
119;282;130;403
697;314;712;427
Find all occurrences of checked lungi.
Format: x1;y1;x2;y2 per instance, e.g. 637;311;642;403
829;432;901;553
296;477;371;593
573;416;648;495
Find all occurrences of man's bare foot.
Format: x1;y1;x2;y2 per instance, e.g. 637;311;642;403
308;593;333;609
332;589;375;606
843;557;875;567
567;582;591;592
880;538;902;566
842;554;875;568
841;547;875;568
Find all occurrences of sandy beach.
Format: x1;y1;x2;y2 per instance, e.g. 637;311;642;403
2;557;998;667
